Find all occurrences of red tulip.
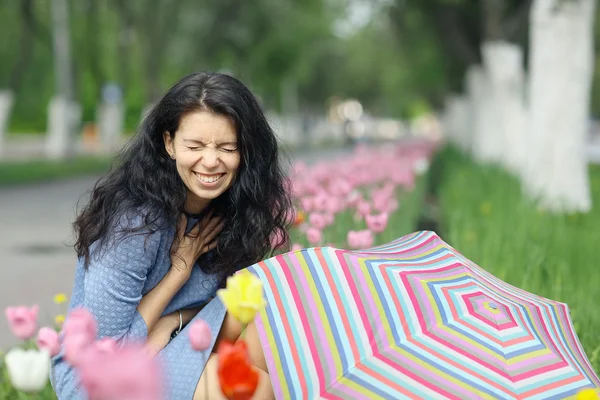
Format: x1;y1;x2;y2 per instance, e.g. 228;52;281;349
217;340;259;400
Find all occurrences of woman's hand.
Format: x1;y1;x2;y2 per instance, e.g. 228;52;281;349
170;211;224;280
145;315;176;358
145;307;205;357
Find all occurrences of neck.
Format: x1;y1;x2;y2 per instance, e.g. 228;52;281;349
184;194;210;216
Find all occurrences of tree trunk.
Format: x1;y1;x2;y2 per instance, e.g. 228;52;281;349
523;0;596;212
0;91;14;157
466;65;497;162
48;0;76;159
443;94;469;152
482;41;527;174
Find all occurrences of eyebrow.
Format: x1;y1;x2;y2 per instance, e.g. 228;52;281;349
182;139;237;146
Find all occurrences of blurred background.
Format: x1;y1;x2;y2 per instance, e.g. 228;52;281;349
1;0;600;376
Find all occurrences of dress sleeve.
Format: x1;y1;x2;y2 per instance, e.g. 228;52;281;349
83;217;162;345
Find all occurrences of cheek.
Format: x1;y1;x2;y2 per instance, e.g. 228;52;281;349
227;155;241;174
177;154;200;170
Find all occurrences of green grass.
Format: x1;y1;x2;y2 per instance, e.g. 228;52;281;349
434;146;600;372
0;157;112;187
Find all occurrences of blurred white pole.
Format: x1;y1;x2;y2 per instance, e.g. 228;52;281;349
523;0;596;212
46;0;75;159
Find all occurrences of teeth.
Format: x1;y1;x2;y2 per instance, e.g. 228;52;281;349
196;173;222;183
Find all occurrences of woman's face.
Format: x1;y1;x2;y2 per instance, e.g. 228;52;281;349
164;110;241;213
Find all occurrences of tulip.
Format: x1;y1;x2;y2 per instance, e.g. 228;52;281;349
62;308;97;366
356;200;372;217
347;230;374;249
328;179;352;197
300;197;314;213
189;319;212;351
365;213;389;234
78;343;162;400
4;348;50;393
323;212;335;226
577;389;600;400
312;193;329;212
36;327;60;357
291;243;303;251
95;337;118;354
217;270;267;324
217;340;259;400
309;213;327;230
294;210;305;226
306;227;323;246
5;305;39;340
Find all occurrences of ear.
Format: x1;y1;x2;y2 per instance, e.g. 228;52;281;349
163;131;175;158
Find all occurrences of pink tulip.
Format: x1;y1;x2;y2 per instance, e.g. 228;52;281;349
347;230;374;249
300;197;314;213
36;327;60;357
346;190;363;207
328;179;352;197
95;337;118;354
366;213;389;234
189;319;212;351
312;193;329;211
323;212;334;226
62;308;97;366
325;197;344;214
356;200;372;217
291;243;304;251
306;227;322;246
372;192;396;213
78;343;163;400
5;305;39;340
309;213;327;230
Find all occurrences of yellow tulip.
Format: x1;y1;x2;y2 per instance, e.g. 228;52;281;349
54;314;65;326
577;389;600;400
217;270;267;324
53;293;68;305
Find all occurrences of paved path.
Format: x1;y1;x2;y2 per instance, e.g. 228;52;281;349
0;146;353;349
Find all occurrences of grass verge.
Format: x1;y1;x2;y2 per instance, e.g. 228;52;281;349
434;146;600;372
0;157;112;188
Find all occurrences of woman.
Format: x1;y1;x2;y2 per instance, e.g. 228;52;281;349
50;72;292;399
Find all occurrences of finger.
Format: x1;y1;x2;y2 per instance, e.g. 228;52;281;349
200;208;215;227
202;216;223;235
202;239;218;254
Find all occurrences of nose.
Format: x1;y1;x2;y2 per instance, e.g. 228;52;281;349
201;148;220;169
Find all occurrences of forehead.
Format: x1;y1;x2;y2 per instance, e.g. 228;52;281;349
177;111;237;141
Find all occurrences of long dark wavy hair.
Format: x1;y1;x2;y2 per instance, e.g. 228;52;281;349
73;72;293;281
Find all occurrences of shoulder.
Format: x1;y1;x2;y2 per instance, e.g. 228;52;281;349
93;208;170;263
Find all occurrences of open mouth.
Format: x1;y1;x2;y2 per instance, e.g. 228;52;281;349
194;172;225;184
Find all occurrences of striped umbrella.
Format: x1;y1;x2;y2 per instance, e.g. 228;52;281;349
247;231;600;399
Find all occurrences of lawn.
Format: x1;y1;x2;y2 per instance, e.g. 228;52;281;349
433;146;600;373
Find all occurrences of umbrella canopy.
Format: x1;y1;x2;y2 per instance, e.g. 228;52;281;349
247;231;599;399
